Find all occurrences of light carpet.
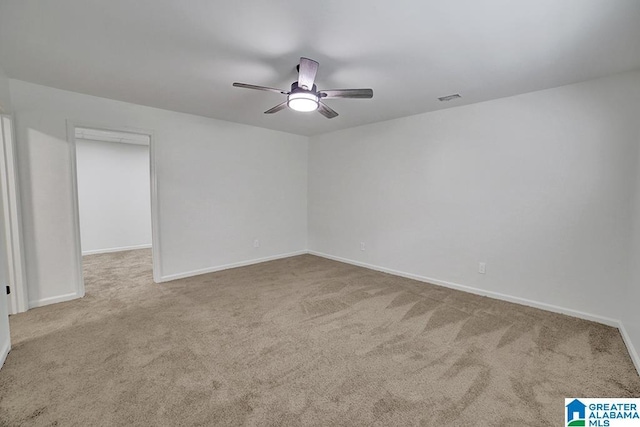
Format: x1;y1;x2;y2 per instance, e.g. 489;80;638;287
1;249;639;426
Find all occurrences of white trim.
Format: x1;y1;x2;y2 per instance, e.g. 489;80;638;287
308;250;620;327
309;250;640;376
82;244;152;256
0;339;9;369
29;291;82;308
158;250;308;282
66;121;86;300
0;115;28;314
618;321;640;376
66;121;162;295
75;127;150;146
148;131;162;283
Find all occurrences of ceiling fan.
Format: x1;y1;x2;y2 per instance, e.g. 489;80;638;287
232;57;373;119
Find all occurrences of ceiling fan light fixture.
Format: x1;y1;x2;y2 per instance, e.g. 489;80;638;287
287;91;319;112
233;57;372;119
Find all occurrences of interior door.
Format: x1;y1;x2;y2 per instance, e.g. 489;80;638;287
0;222;10;367
0;115;26;315
0;164;10;369
0;115;12;367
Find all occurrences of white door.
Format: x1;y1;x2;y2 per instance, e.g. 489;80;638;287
0;161;10;369
0;115;26;316
0;114;18;368
0;212;10;367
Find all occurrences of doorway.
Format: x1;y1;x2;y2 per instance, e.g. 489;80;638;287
69;124;161;297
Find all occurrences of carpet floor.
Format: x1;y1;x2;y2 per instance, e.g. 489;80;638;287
1;250;639;426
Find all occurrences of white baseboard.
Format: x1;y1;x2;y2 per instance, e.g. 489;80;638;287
18;246;640;377
0;339;9;370
82;243;151;256
618;321;640;376
29;291;82;308
309;250;640;376
308;251;621;327
158;250;308;282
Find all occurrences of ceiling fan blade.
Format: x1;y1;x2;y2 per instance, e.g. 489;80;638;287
264;101;288;114
319;89;373;99
233;82;288;95
297;57;319;90
317;102;339;119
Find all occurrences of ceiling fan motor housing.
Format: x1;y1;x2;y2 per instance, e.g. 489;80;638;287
291;82;317;94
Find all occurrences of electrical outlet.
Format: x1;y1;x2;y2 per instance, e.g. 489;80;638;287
360;242;365;251
478;262;486;274
253;239;260;248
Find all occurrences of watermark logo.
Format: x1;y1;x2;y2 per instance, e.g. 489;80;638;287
565;398;640;426
567;399;587;426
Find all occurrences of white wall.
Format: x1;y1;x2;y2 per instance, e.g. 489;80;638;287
309;71;640;325
8;71;640;371
76;138;151;254
10;79;308;307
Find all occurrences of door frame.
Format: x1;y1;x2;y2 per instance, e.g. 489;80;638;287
0;114;28;314
66;120;162;295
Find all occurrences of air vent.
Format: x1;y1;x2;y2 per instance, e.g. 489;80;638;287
437;94;461;102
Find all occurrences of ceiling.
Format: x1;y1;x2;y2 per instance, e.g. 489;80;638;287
1;0;640;136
